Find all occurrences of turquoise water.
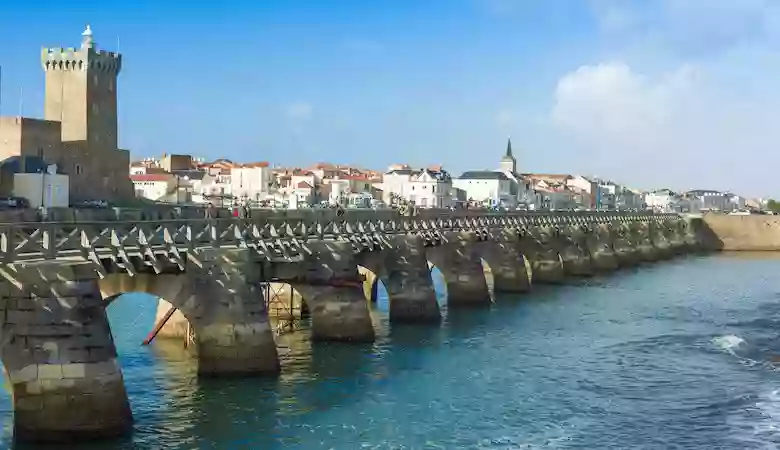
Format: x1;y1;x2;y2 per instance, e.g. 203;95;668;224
4;255;780;448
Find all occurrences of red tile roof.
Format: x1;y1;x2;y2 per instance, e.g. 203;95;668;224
296;181;313;189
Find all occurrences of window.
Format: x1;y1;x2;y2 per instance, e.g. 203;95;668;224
75;164;82;175
37;147;43;157
92;103;99;114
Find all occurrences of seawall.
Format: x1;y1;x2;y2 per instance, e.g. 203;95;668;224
701;213;780;251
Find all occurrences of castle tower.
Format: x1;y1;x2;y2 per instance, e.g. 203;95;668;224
41;25;122;150
39;25;131;200
499;136;517;174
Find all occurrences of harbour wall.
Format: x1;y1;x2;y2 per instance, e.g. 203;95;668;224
700;214;780;251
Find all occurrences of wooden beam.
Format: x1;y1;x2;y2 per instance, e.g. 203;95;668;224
142;305;177;345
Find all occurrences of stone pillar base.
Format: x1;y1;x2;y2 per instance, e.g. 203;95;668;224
493;272;531;293
530;253;565;284
389;293;442;323
590;251;618;272
638;244;659;262
197;322;281;377
614;247;640;267
12;360;133;442
446;279;492;307
562;254;594;277
300;286;376;342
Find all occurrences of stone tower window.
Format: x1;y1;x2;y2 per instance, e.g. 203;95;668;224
93;74;99;85
92;103;99;114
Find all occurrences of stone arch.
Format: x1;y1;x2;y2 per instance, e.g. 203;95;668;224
356;264;381;305
98;273;200;343
518;226;565;284
354;238;441;323
96;251;281;379
425;232;491;307
475;229;532;295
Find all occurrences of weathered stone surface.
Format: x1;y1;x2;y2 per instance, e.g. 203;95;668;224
0;275;133;441
427;231;491;307
294;241;375;341
358;235;441;323
476;230;531;293
518;227;565;284
557;226;594;277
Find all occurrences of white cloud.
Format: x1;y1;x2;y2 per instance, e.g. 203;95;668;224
550;60;780;195
552;62;697;147
284;102;313;121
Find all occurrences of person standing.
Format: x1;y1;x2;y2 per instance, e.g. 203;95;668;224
205;202;217;219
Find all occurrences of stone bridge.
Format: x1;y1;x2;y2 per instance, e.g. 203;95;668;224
0;209;708;442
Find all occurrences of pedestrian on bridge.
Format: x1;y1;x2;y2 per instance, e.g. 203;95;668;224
205;203;217;219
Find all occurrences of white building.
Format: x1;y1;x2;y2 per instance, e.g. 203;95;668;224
380;165;454;208
14;171;69;208
453;171;513;206
644;189;677;212
231;164;271;203
130;174;177;202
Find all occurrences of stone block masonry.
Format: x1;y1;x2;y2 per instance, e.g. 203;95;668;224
0;267;132;441
0;211;704;443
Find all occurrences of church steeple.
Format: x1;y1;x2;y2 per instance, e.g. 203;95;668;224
499;136;517;174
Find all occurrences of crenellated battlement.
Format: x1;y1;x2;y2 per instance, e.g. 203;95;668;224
41;46;122;74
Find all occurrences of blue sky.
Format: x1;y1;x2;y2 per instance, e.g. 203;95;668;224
1;0;779;196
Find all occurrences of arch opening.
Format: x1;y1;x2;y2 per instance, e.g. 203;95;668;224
480;257;494;299
357;265;390;312
427;261;448;305
104;291;199;439
263;281;309;335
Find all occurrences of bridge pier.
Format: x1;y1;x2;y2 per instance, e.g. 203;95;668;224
427;231;491;307
359;235;441;323
631;222;659;262
610;221;641;267
558;227;594;277
585;225;619;272
294;241;375;342
519;229;565;284
649;222;674;260
2;264;132;442
190;271;281;376
479;229;531;293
